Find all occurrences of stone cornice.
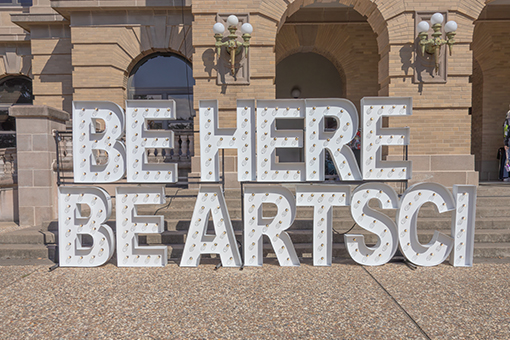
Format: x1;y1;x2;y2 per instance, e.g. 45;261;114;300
50;0;191;18
10;13;68;32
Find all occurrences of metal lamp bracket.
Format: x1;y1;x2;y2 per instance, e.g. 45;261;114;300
216;13;250;85
414;11;448;84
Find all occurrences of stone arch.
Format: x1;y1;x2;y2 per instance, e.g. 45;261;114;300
124;47;193;91
126;51;194;120
276;48;347;99
471;1;510;180
275;3;380;110
71;10;193;106
276;52;346;99
276;0;389;55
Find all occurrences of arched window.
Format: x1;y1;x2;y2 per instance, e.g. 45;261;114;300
128;53;194;121
0;76;32;146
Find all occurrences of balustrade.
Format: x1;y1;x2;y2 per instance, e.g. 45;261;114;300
0;147;17;186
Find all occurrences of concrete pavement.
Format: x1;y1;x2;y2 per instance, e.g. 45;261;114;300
0;258;509;339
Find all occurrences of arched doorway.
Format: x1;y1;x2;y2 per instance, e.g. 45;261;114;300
127;53;195;178
275;52;347;167
471;1;510;181
276;52;345;99
275;3;379;173
0;75;33;147
275;3;379;109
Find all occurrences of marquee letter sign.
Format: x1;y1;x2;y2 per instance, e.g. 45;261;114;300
200;100;256;182
125;100;178;183
244;186;299;266
72;101;126;183
60;97;476;268
180;186;241;267
116;186;167;267
360;97;411;180
345;183;399;266
58;186;115;267
296;184;351;266
305;99;361;181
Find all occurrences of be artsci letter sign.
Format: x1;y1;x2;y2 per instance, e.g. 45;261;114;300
58;97;476;268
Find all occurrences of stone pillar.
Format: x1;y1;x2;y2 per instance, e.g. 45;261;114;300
9;105;69;227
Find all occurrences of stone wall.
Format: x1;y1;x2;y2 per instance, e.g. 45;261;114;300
190;0;487;185
70;9;193;110
0;4;31;80
275;21;379;112
1;0;505;189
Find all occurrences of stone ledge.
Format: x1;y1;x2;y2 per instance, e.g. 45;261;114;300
386;154;475;172
410;171;479;187
11;13;68;32
51;0;191;18
9;105;69;123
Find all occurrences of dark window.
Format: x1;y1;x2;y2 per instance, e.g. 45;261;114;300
0;0;32;6
0;76;33;147
128;53;194;121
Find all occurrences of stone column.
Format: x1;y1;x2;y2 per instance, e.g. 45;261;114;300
9;105;69;227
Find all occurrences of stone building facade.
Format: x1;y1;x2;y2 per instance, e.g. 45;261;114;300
0;0;509;224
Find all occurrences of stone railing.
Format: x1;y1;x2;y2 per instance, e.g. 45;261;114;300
0;147;17;187
55;129;194;175
146;129;194;163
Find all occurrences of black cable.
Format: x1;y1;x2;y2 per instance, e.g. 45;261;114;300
237;239;244;271
332;222;357;236
153;188;180;215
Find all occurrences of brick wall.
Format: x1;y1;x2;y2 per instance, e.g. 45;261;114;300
275;23;379;112
70;9;193;110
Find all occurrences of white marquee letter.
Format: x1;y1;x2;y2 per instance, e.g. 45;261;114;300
73;101;126;183
345;183;399;266
116;186;167;267
125;100;178;183
397;183;454;266
296;184;351;266
305;99;361;181
256;100;305;182
360;97;412;180
450;185;477;267
180;186;241;267
200;100;256;182
244;186;299;266
58;186;114;267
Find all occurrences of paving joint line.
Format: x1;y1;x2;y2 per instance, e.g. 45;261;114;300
361;266;432;340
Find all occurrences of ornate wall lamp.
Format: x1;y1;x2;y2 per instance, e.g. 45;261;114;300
213;15;253;76
417;13;457;74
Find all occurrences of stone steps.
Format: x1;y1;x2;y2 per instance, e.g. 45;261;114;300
159;243;350;260
2;184;510;261
43;225;510;245
105;205;506;221
0;227;44;245
0;244;49;260
142;228;510;245
43;216;510;231
130;241;509;261
40;221;510;262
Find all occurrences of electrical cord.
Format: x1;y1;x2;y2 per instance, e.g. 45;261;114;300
332;222;358;235
153;188;180;215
